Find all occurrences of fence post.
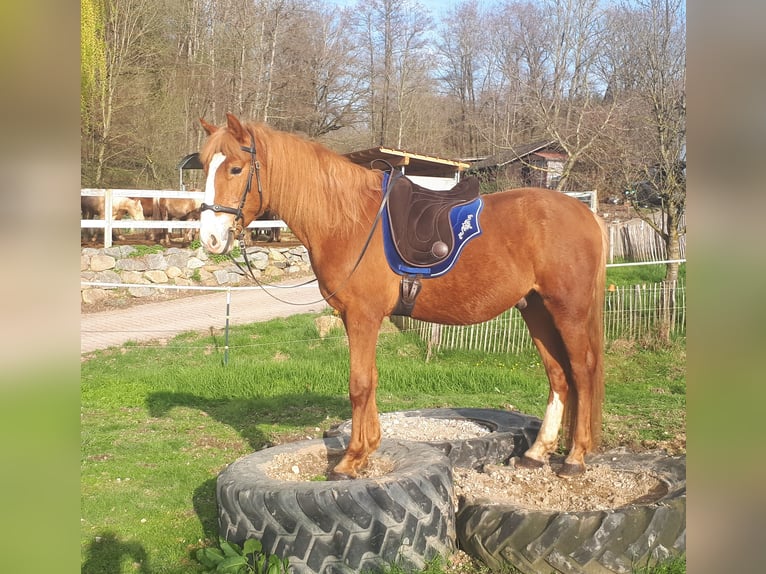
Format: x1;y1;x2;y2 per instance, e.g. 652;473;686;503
104;189;113;248
224;288;231;366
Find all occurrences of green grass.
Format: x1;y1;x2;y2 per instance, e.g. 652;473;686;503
606;261;686;285
81;312;685;573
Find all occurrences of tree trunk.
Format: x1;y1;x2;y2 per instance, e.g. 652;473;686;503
658;226;681;343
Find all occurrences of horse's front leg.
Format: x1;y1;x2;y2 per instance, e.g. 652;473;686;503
329;311;384;480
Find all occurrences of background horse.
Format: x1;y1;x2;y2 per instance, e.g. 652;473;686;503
199;113;607;480
158;197;202;245
81;195;145;243
139;197;201;245
248;209;282;244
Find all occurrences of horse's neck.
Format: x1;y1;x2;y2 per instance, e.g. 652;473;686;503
264;139;382;251
271;166;383;266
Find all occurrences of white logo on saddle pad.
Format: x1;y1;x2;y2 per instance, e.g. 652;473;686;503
458;214;474;240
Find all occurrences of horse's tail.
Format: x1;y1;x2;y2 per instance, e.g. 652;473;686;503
564;214;607;453
590;215;608;450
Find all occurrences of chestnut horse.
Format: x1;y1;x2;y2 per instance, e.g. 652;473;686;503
158;197;202;245
199;113;607;479
81;195;145;242
140;197;202;245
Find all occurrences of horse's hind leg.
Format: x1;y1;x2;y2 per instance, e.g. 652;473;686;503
517;293;570;468
329;310;383;480
555;309;604;477
520;293;603;477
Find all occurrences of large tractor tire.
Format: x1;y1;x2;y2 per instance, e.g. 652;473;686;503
456;449;686;574
217;436;456;573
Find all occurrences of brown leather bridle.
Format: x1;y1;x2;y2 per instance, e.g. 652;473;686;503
199;130;263;239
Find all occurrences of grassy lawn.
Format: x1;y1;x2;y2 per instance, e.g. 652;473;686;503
81;309;685;573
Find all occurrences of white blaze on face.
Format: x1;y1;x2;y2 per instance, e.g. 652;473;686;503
200;153;235;253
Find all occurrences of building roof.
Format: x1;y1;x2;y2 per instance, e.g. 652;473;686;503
469;139;559;170
531;151;567;162
178;148;469;179
177;152;203;170
344;146;470;177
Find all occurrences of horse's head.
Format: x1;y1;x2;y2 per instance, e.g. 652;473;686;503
126;198;145;220
114;197;145;220
198;113;267;254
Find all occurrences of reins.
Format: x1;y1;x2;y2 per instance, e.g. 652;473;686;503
204;135;400;306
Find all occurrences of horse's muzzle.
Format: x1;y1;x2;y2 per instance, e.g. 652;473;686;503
202;228;235;254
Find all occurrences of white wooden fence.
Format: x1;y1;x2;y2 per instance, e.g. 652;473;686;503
81;189;287;248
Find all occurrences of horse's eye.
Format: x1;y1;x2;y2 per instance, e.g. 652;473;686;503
230;166;243;175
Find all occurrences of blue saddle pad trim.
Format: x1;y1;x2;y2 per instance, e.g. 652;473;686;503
380;176;483;278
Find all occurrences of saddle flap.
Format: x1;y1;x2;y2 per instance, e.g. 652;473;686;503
387;176;480;268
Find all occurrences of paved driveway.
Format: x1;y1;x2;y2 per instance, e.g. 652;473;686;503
81;281;328;354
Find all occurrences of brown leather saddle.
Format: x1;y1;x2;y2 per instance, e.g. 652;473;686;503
386;175;481;268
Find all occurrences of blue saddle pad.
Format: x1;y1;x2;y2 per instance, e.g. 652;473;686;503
381;182;483;278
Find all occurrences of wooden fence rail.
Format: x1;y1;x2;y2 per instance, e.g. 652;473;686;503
81;188;287;248
394;280;686;355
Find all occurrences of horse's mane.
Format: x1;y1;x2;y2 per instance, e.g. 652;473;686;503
200;122;383;238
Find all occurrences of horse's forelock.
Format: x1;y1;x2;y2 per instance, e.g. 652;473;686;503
200;124;250;168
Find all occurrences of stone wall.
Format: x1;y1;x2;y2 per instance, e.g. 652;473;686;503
81;245;312;305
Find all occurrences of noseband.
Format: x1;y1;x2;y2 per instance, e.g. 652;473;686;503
200;130;263;237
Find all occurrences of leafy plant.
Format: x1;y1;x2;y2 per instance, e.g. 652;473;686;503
128;244;166;257
209;245;241;264
196;538;289;574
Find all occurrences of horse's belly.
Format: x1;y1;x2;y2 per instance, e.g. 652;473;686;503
409;281;525;326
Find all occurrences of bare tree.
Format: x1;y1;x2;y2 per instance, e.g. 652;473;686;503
351;0;435;148
270;4;364;136
521;0;616;190
83;0;159;186
606;0;686;342
437;0;483;156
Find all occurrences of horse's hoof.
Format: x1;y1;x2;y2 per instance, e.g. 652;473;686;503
557;462;586;477
516;455;545;469
327;469;355;481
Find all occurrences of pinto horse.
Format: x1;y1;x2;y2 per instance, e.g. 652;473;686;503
198;113;607;479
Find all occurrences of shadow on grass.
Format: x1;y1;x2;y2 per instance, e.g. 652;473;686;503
146;390;352;549
193;478;220;542
82;531;152;574
146;391;350;451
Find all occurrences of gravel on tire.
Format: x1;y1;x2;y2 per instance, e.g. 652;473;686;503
324;407;542;469
216;436;456;574
456;449;686;574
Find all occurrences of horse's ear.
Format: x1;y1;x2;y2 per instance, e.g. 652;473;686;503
225;113;247;141
200;118;218;135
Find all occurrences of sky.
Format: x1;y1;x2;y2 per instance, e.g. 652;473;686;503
326;0;462;18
